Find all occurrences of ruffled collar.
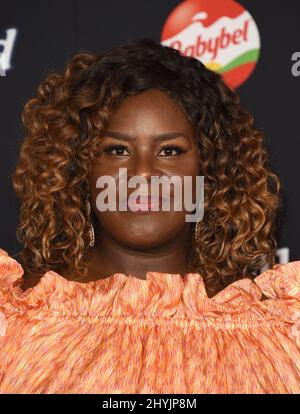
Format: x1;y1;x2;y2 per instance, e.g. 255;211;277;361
0;249;299;321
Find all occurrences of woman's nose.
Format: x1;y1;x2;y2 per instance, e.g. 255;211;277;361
128;152;161;181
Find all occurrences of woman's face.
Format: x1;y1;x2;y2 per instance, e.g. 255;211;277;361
87;88;200;250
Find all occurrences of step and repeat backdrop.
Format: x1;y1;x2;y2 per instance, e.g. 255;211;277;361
0;0;299;262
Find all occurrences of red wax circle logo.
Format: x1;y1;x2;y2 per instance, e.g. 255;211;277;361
161;0;261;88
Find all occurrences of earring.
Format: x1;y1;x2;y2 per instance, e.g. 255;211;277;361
85;196;95;247
194;219;201;246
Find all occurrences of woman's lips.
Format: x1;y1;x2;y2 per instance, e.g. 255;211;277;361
123;194;169;212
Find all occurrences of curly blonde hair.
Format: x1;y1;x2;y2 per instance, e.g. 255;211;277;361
13;38;281;295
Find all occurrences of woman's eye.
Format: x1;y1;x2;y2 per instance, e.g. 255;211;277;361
104;145;130;156
157;146;185;157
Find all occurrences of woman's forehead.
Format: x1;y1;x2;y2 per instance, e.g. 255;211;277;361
105;90;195;133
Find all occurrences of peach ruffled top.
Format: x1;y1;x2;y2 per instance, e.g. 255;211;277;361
0;247;299;394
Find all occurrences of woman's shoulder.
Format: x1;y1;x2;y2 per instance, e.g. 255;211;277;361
253;260;300;300
209;260;300;317
0;248;24;290
0;248;48;288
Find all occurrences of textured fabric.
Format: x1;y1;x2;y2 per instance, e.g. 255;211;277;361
0;247;299;394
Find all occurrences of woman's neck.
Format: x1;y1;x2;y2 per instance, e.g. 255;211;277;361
84;229;195;281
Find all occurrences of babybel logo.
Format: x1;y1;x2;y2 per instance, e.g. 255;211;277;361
161;0;261;88
0;28;17;76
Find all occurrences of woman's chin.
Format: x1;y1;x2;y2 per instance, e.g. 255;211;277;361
110;229;175;251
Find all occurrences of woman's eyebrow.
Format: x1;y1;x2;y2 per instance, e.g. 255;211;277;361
104;131;190;142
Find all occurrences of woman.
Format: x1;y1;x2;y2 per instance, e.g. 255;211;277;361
0;38;299;393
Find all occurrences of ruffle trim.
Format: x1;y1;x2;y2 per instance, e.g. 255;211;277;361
0;248;299;323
